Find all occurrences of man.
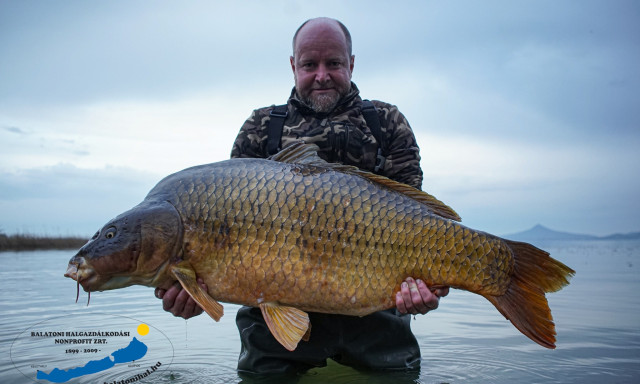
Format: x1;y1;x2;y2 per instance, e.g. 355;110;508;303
156;17;449;375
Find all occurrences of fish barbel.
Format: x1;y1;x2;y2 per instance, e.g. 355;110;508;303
64;142;574;351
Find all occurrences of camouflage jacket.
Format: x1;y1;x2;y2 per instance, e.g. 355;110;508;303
231;82;423;189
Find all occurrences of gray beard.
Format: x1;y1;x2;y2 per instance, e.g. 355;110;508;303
307;93;340;114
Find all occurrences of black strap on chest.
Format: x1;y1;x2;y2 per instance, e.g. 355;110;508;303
361;99;387;173
265;100;387;173
266;104;288;156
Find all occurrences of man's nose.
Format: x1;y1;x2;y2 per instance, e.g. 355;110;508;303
314;64;331;83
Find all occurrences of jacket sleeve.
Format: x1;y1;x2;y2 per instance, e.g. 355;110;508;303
230;108;271;159
374;102;424;190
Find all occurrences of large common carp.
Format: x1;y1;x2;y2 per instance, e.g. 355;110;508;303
65;142;574;351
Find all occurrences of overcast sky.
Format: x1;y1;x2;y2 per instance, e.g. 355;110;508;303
1;0;638;237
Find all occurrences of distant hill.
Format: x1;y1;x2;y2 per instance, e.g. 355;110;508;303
504;224;640;242
601;232;640;240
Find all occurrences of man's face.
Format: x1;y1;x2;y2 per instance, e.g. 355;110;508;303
290;21;354;114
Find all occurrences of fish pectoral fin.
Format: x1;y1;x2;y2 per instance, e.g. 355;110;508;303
170;263;224;322
302;323;312;342
259;302;310;351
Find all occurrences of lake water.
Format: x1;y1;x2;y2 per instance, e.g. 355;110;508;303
1;240;639;383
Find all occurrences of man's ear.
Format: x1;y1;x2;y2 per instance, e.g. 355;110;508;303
349;55;355;75
290;56;296;73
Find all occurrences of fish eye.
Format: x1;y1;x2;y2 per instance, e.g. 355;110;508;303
105;227;117;239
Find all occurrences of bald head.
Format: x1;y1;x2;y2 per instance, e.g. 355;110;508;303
292;17;352;58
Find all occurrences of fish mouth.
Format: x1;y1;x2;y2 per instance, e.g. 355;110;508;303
64;258;96;305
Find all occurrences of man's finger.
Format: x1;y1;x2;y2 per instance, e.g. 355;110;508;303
406;278;429;314
155;287;165;299
400;281;416;313
412;279;434;313
396;291;408;314
171;288;192;317
161;283;181;312
182;294;197;316
434;286;449;298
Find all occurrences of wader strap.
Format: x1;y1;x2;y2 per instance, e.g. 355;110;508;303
266;104;288;156
266;101;386;173
361;100;387;173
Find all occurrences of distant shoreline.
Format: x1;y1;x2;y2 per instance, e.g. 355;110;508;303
0;233;88;251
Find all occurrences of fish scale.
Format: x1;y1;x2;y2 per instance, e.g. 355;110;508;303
64;142;573;351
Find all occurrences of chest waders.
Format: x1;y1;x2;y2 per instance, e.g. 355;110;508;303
236;100;421;376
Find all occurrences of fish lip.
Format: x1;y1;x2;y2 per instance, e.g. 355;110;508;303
64;264;78;280
76;270;97;292
64;258;96;292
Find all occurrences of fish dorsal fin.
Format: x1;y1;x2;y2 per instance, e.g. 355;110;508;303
268;141;326;165
271;142;461;222
351;171;461;221
259;302;310;351
170;262;224;321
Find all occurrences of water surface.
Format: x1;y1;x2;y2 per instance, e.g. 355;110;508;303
1;240;638;383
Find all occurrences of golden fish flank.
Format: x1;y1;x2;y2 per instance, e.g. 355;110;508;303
64;142;574;352
175;166;512;307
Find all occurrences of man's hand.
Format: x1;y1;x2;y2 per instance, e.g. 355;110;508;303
395;277;449;315
154;279;207;319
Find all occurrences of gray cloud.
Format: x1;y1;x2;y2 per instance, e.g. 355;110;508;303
0;1;295;106
0;164;160;235
354;1;640;141
0;164;158;200
2;1;637;142
2;126;28;135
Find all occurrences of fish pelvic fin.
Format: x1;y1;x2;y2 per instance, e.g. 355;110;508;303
270;142;461;221
170;262;224;321
259;302;310;351
484;240;575;349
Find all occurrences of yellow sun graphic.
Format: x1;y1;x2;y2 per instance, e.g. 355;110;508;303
137;323;150;336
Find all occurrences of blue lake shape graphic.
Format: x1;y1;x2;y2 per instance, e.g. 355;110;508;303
36;337;148;383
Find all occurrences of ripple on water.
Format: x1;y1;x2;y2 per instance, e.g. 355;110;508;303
129;362;239;384
300;361;422;384
421;342;557;383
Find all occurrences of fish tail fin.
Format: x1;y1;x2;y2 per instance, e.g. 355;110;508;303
484;240;575;349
